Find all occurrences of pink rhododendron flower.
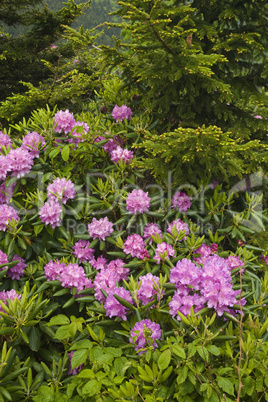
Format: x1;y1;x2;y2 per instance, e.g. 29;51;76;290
111;146;133;164
130;319;161;354
167;219;189;240
171;191;192;212
0;250;8;270
21;132;45;158
88;217;113;241
59;263;92;292
0;132;11;150
0;155;11;180
143;223;162;244
153;242;175;264
7;255;26;280
0;289;21;313
123;234;148;259
0;182;16;204
137;273;164;306
126;189;150;214
193;243;217;264
102;138;118;154
112;105;133;122
44;260;66;281
91;255;107;270
0;204;19;231
39;200;62;229
7;148;34;178
104;286;134;320
73;240;95;263
47;178;76;204
54;109;76;134
170;258;201;289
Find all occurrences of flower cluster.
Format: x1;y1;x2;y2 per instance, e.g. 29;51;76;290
143;223;162;244
123;234;149;259
93;259;129;303
0;289;21;313
8;255;26;280
126;189;150;214
137;273;164;306
73;240;95;263
54;109;76;134
153;242;175;264
88;217;114;241
0;132;11;150
44;260;92;292
0;204;19;231
39;200;62;229
47;178;76;204
130;319;161;354
112;105;133;122
104;286;133;320
0;182;16;204
171;191;192;212
193;243;218;264
6;148;34;178
167;218;189;240
111;146;133;164
169;254;245;318
21;132;45;158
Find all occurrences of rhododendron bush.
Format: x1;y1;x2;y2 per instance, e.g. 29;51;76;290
0;103;267;402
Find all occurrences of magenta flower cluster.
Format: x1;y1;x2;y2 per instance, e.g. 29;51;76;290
112;105;133;122
0;252;26;280
21;132;45;158
153;242;175;264
0;289;21;313
143;223;162;244
111;146;134;164
73;240;95;263
137;273;164;306
123;234;149;259
0;132;11;150
47;178;76;204
169;254;245;318
0;204;19;231
93;258;129;303
130;319;161;354
167;218;189;240
171;191;192;212
88;217;114;241
126;189;151;214
44;260;92;292
104;286;134;321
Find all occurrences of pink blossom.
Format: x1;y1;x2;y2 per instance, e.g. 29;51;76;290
130;319;161;354
111;146;133;164
0;204;19;231
44;260;66;281
167;219;189;240
0;250;8;270
88;217;113;241
193;243;217;264
0;290;21;313
106;259;129;281
254;115;262;119
143;223;162;244
39;200;62;229
0;132;11;150
0;182;16;205
137;273;164;306
91;255;107;270
6;148;34;178
47;178;76;204
112;105;133;122
123;234;148;259
102;138;118;154
171;191;192;212
21;132;45;158
54;109;76;134
104;287;134;320
73;240;94;263
170;258;201;289
7;255;26;280
0;155;11;181
126;189;150;215
59;263;92;292
153;242;175;264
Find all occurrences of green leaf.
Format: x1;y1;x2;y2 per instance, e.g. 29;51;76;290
34;224;44;236
62;145;70;161
82;380;102;397
196;345;209;361
172;344;186;359
158;349;171;371
71;349;89;370
217;377;234;396
48;314;70;327
206;345;220;356
77;369;95;379
176;365;188;385
33;386;55;402
28;327;41;352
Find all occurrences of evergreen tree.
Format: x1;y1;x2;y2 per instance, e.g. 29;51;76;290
101;0;267;137
0;0;90;102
